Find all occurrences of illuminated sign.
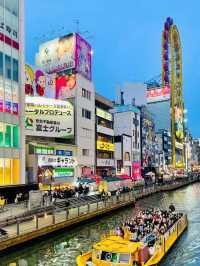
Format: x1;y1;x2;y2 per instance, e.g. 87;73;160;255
147;86;170;103
96;141;115;151
175;141;183;150
25;96;74;138
38;155;76;168
25;64;76;99
96;108;112;121
36;33;92;80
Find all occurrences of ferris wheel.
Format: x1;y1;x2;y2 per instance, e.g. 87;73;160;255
162;17;185;168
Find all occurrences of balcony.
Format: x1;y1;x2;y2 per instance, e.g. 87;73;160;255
97;125;114;136
97;159;115;167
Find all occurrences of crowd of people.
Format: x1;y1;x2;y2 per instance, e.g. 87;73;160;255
42;184;90;204
115;205;182;243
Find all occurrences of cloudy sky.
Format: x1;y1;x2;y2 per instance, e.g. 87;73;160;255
26;0;200;137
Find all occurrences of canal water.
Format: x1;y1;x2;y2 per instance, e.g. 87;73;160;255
1;182;200;266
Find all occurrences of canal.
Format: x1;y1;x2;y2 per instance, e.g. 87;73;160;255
1;182;200;266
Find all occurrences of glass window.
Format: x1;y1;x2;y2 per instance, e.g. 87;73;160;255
0;52;3;76
12;159;20;184
5;124;11;147
13;59;18;82
5;55;11;79
4;158;11;185
13;125;19;147
0;122;4;147
0;158;3;185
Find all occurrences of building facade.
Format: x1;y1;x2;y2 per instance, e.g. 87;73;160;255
0;0;25;186
156;129;172;171
111;104;141;177
25;33;95;188
140;106;156;174
95;93;115;177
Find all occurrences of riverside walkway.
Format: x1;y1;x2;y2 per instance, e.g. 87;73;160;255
0;176;198;253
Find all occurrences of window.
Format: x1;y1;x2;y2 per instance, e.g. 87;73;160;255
13;59;18;82
5;124;11;147
82;88;91;100
0;52;3;76
82;108;91;120
82;128;91;138
124;152;130;161
133;130;134;136
82;149;89;156
13;125;19;148
5;55;11;79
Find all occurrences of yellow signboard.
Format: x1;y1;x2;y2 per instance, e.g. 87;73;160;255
97;141;115;151
96;108;112;121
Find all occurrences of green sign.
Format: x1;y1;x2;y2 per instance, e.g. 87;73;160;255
54;168;74;178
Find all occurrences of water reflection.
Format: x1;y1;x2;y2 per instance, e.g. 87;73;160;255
2;183;200;266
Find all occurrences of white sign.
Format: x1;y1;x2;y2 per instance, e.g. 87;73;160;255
25;96;74;138
38;155;77;168
97;159;115;167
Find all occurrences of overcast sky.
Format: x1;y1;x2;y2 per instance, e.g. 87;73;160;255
26;0;200;137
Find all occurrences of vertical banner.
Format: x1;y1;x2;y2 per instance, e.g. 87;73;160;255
5;80;12;113
0;78;4;112
12;83;18;115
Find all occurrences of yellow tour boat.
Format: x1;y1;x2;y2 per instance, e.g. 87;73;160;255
77;211;187;266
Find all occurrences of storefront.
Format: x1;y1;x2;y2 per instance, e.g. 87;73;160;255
26;143;77;187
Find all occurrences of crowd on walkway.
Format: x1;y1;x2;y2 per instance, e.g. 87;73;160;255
42;184;90;204
116;205;182;242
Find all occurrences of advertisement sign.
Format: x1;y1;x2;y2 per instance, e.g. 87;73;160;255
96;108;112;121
25;96;74;138
5;80;12;113
35;33;92;80
36;33;76;74
132;162;141;180
55;73;76;99
0;78;3;112
96;141;115;151
147;86;170;103
12;83;19;114
38;155;76;168
25;64;76;99
54;168;74;178
75;33;92;80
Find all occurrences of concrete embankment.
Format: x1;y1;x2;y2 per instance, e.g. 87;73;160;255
0;177;198;253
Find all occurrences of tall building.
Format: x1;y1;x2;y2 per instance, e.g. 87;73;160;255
111;104;141;177
140;106;157;173
25;33;95;188
0;0;25;187
95;93;115;176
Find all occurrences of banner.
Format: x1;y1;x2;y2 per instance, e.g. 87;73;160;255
36;34;76;74
25;96;74;138
38;155;76;168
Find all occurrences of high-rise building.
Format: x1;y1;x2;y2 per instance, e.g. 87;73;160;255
111;104;141;177
0;0;25;187
25;33;95;188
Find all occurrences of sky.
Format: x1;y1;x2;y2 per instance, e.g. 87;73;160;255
26;0;200;137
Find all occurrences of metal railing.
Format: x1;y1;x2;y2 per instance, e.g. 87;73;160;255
0;175;198;244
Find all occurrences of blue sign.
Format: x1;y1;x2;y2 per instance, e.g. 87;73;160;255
56;150;73;156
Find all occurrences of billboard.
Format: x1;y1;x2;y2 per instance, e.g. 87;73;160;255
147;86;170;103
25;96;74;138
35;33;92;80
25;64;76;99
35;33;76;74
